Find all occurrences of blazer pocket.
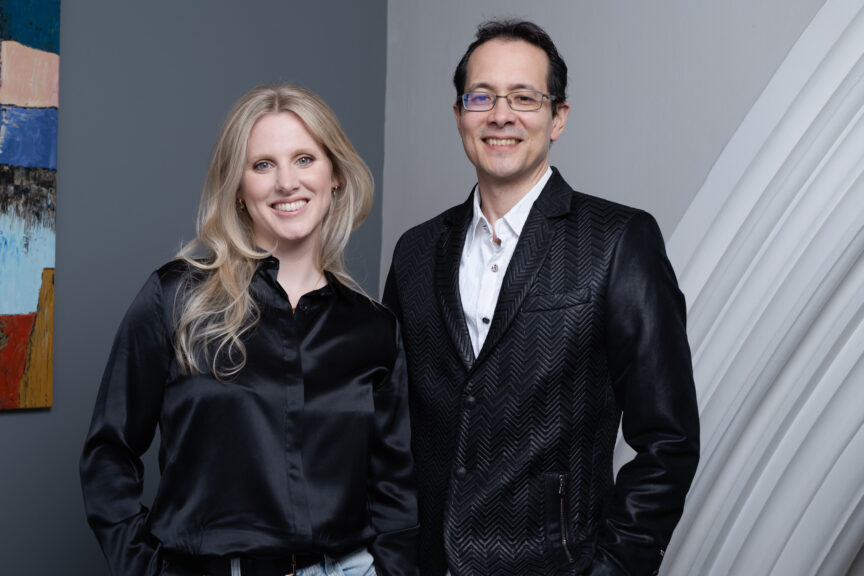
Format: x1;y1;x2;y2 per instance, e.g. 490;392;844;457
544;472;576;569
523;289;590;312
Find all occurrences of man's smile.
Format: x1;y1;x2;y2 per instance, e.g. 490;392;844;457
483;137;520;146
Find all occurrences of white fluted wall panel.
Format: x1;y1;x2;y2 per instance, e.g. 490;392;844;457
619;0;864;574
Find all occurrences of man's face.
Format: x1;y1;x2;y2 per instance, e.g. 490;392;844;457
454;38;569;193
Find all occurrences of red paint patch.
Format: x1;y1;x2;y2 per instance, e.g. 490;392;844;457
0;313;36;409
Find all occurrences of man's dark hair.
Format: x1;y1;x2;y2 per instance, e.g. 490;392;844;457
453;19;568;114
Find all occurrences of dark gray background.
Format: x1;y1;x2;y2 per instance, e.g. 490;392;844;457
0;2;386;574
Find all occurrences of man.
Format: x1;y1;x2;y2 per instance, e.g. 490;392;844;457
383;19;699;576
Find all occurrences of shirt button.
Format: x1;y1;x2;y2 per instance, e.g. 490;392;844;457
481;317;490;325
491;264;499;272
455;466;467;479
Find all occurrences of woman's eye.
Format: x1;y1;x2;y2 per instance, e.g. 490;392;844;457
297;156;313;166
253;161;272;171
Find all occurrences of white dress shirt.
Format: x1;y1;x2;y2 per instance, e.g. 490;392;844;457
458;168;552;357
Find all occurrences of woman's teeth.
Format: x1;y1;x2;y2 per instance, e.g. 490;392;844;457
274;199;308;212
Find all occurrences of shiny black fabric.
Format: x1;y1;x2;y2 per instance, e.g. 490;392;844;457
383;168;700;576
80;258;419;576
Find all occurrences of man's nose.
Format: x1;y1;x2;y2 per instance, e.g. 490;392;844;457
487;96;516;124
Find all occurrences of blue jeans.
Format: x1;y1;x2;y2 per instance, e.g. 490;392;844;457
159;547;376;576
297;548;376;576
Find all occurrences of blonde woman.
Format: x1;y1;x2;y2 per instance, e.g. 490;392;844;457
80;85;419;576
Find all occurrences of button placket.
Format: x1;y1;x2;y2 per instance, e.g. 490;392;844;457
475;234;499;341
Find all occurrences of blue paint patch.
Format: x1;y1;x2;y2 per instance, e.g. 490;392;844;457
0;212;54;314
0;107;57;170
0;0;61;54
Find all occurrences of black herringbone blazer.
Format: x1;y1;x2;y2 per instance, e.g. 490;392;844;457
383;168;699;576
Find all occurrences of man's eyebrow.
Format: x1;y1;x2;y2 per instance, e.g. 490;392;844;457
465;82;495;92
466;82;538;92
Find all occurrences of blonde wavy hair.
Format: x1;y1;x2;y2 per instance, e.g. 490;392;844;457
174;84;373;379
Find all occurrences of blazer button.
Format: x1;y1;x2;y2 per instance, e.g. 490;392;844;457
455;466;467;479
465;395;476;408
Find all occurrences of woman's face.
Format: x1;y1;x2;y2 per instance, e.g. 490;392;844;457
239;111;336;257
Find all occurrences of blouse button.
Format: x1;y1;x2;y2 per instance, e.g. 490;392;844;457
491;263;499;273
481;317;490;325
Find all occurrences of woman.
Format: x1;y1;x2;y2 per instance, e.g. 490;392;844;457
80;84;419;576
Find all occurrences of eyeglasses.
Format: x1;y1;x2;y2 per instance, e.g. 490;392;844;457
460;90;558;112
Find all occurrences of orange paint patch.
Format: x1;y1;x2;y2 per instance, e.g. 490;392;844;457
0;41;59;108
19;268;54;408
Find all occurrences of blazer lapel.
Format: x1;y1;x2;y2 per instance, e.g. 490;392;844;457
435;194;475;371
474;169;574;368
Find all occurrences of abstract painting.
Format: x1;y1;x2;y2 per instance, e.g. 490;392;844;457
0;0;59;410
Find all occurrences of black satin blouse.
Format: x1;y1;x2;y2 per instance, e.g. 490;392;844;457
80;258;419;576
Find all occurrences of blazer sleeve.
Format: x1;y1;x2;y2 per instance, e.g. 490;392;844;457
79;272;172;576
588;211;700;576
367;319;420;576
381;246;403;322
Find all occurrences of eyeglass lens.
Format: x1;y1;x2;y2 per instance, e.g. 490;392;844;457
462;91;545;111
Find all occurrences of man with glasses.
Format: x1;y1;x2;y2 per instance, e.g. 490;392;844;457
383;19;699;576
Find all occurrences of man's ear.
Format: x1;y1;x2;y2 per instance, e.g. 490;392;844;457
550;101;570;142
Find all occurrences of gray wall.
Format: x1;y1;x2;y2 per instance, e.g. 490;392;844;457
380;0;827;289
0;2;386;574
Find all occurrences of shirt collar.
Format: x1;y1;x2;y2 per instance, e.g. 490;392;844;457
255;256;336;300
465;167;553;249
